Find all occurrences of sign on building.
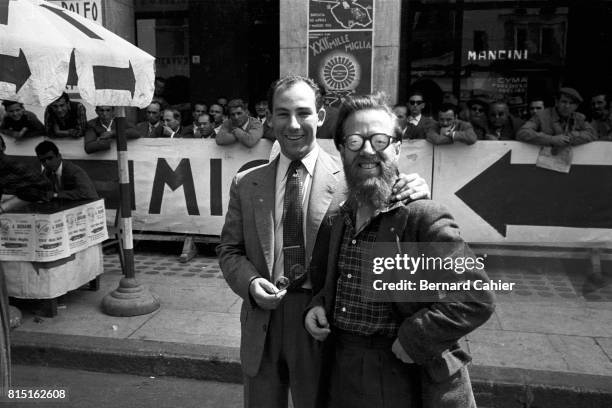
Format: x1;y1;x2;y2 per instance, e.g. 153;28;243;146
48;0;104;25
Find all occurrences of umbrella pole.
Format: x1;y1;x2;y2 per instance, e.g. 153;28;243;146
102;107;160;317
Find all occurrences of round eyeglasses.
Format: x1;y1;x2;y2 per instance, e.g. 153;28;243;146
344;133;397;152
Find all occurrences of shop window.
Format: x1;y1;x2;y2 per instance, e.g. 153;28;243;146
473;30;488;52
540;27;554;56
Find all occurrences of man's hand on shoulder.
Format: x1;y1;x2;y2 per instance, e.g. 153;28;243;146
249;277;286;310
391;173;431;203
304;306;331;341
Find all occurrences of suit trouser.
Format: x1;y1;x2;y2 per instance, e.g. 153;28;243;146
243;290;323;408
327;330;421;408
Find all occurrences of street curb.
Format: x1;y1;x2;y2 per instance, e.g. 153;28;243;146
11;332;612;407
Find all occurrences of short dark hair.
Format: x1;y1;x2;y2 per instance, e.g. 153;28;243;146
591;92;610;103
267;75;323;112
438;103;458;116
163;109;181;121
147;101;162;111
52;92;70;105
227;99;247;111
193;101;208;110
407;90;425;101
333;93;401;149
2;100;22;109
35;140;60;157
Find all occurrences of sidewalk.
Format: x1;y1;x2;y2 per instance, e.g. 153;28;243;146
8;249;612;408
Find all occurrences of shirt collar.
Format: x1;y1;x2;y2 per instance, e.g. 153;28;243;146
42;161;63;177
277;143;319;182
408;114;421;122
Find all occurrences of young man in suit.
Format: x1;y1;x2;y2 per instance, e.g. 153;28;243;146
216;76;431;408
35;141;98;201
304;94;494;408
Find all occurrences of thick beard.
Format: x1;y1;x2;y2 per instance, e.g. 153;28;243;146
344;154;397;210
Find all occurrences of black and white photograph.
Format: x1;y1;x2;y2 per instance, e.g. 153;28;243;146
1;0;611;407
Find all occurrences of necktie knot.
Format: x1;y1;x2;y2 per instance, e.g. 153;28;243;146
287;160;302;178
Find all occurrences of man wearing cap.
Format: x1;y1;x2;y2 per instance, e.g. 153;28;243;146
517;88;596;146
589;92;612;141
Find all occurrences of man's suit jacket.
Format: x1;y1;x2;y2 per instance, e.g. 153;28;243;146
403;116;436;140
135;121;163;138
309;200;495;408
84;118;140;154
216;148;346;376
52;160;99;201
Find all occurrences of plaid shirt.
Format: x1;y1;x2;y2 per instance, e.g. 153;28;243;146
332;201;400;338
44;101;88;138
0;154;51;202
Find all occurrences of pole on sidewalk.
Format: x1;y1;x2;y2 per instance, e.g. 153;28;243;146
102;107;160;317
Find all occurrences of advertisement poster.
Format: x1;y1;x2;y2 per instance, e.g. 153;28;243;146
308;31;372;107
309;0;373;30
0;199;108;262
0;215;35;258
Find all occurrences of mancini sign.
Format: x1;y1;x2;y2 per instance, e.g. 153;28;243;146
467;49;528;61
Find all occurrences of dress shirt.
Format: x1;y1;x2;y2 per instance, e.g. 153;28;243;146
408;114;422;126
272;144;320;285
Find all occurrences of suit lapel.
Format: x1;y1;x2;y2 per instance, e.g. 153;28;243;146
305;150;342;265
251;158;277;278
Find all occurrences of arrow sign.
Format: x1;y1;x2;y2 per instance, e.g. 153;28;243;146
0;48;31;93
92;61;136;98
40;3;102;40
0;0;11;25
455;151;612;237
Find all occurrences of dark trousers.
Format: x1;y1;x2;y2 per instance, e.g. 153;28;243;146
327;330;421;408
244;290;323;408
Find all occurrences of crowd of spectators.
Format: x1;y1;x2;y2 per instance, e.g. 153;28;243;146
1;82;611;156
396;86;611;146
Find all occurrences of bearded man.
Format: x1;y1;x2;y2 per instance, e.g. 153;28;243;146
305;93;495;408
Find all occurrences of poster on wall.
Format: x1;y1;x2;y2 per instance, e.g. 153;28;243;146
308;31;372;107
309;0;373;30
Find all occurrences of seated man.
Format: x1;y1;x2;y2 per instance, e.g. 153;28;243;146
84;106;140;154
159;109;191;138
304;94;494;408
426;103;477;145
136;101;163;138
517;87;596;146
0;135;52;213
0;100;44;139
215;99;263;147
481;101;524;140
44;93;88;138
185;113;216;138
35;141;98;201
